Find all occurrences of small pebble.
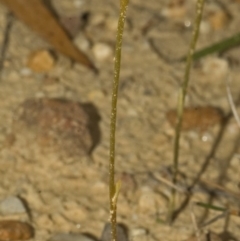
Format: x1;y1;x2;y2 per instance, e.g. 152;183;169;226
27;50;55;73
166;106;224;131
201;57;229;78
101;223;128;241
74;34;90;52
92;43;113;61
49;233;96;241
0;220;34;241
0;196;26;215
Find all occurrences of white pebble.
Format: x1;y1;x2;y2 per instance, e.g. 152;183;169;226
74;34;90;52
92;43;113;61
202;57;229;79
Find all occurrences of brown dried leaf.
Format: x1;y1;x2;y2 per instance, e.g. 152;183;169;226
0;0;96;70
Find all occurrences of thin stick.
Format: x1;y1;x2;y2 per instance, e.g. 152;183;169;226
170;0;205;219
109;1;129;241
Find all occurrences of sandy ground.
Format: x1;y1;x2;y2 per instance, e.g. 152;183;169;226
0;0;240;240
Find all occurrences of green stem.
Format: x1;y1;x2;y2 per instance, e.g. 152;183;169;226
109;1;129;241
170;0;205;220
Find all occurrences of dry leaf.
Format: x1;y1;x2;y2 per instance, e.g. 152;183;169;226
0;0;96;70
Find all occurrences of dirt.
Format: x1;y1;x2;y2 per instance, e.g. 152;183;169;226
0;0;240;241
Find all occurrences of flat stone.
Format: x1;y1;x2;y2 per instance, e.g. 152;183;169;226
0;196;27;215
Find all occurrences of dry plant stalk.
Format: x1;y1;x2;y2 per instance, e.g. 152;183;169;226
171;0;205;219
109;1;129;241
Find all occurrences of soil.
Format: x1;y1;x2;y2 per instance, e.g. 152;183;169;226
0;0;240;241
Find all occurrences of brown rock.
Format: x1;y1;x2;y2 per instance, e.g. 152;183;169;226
0;220;34;240
166;106;224;131
27;50;55;73
14;98;94;160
